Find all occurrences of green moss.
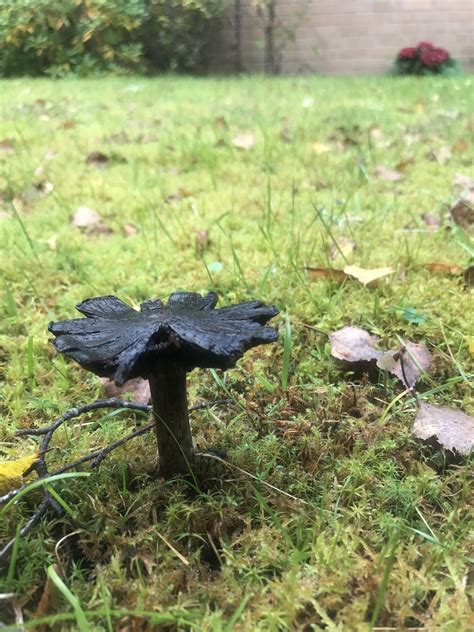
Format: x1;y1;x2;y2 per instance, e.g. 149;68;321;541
0;75;472;630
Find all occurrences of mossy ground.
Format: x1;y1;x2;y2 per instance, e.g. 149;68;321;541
0;75;473;630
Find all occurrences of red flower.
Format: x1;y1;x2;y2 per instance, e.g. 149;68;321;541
421;47;449;66
417;41;434;50
399;47;417;59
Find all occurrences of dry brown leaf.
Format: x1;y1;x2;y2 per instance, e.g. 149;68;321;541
214;115;227;129
86;151;109;167
165;188;194;203
305;267;348;282
413;403;474;456
343;265;395;286
374;165;403;182
395;157;415;172
123;223;138;237
35;564;60;626
0;138;15;154
72;207;112;236
330;328;431;388
329;326;383;363
379;342;431;388
452;138;469;153
423;262;465;275
464;265;474;287
232;132;255;150
59;119;76;130
99;377;150;406
449;199;474;229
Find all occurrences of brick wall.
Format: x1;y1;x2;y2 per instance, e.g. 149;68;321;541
207;0;474;74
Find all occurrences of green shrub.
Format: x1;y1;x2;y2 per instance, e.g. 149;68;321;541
0;0;225;76
141;0;225;72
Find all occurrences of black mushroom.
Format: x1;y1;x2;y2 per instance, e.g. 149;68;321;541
48;292;279;478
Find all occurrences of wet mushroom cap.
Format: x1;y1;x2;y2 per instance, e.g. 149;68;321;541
48;292;279;385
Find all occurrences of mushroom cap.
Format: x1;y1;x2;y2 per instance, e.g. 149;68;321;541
48;292;279;385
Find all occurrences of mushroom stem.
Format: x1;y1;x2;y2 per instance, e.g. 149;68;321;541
149;364;195;478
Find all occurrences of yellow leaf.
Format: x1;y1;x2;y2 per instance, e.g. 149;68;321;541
0;452;39;494
312;141;331;154
467;337;474;356
343;265;395;286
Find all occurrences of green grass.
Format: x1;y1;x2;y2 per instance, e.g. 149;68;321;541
0;75;473;630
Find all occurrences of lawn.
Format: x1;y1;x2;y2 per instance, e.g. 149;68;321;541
0;75;473;630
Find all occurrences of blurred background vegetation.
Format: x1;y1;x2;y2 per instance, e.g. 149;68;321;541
0;0;226;77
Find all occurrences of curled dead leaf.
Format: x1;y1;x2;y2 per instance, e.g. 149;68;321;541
413;402;474;456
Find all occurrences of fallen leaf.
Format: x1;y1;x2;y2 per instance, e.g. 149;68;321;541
343;265;395;286
312;141;331;154
86;151;109;166
412;402;474;456
195;229;209;255
452;138;469;153
35;564;60;625
213;115;227;129
427;146;452;164
379;341;431;388
73;206;101;228
99;377;150;406
453;173;474;190
330;327;431;387
232;132;255;150
424;262;465;275
72;207;112;236
0;138;15;154
59;119;76;130
464;265;474;287
0;452;39;494
305;267;348;282
374;165;403;182
165;188;194;203
449;199;474;229
329;326;382;363
466;336;474;355
395;157;415;172
123;223;138;237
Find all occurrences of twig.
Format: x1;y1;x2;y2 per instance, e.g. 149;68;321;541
0;397;231;565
